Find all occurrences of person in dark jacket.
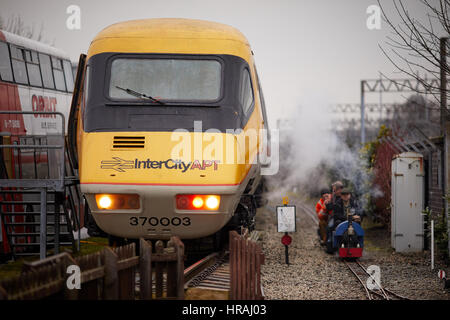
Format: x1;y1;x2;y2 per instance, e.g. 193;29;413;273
325;188;361;253
332;188;361;228
332;181;343;201
325;181;343;212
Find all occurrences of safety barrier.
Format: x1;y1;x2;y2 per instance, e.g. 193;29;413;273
0;110;81;259
0;237;185;300
229;230;265;300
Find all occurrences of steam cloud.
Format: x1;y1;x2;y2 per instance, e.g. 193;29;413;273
266;95;382;213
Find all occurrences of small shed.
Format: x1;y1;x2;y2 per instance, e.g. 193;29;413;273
391;152;425;252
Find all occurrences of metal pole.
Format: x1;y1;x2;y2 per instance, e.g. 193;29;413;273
379;72;383;122
360;80;366;145
54;193;60;254
284;231;289;265
431;220;434;270
440;37;449;255
40;189;47;260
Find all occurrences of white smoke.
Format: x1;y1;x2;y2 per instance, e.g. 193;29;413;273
266;94;381;213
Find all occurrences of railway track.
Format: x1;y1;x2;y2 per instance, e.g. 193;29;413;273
295;201;319;225
344;260;410;300
298;201;410;300
182;230;264;300
270;199;412;300
184;251;230;296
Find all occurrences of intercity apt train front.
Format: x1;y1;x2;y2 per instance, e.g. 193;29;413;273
68;18;271;242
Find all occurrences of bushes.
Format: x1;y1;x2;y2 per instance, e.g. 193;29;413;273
362;126;396;227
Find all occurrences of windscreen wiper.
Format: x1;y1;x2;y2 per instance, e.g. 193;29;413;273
115;86;165;105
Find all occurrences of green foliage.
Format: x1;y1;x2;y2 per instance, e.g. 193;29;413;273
359;125;392;222
435;213;449;260
361;125;391;168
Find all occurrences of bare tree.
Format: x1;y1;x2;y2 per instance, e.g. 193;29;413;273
378;0;449;104
0;14;46;43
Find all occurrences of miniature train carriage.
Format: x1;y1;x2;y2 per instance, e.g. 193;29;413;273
333;221;364;258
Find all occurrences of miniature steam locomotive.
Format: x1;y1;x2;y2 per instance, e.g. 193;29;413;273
327;210;365;258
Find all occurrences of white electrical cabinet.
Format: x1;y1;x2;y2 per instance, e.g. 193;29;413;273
391;152;424;252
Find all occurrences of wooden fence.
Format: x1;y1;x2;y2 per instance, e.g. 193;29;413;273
0;237;184;300
229;230;265;300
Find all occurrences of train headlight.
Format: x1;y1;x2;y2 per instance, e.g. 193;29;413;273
176;194;221;211
205;195;220;210
97;195;112;209
95;194;140;210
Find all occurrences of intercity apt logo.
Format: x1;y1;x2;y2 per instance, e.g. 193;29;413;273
100;157;220;173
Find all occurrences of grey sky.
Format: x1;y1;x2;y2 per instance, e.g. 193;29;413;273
0;0;442;128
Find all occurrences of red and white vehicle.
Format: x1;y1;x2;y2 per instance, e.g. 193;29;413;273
0;30;74;258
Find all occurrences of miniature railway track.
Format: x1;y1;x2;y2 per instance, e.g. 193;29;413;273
282;200;411;301
294;201;319;225
344;260;375;300
297;201;410;300
184;251;230;292
344;260;410;300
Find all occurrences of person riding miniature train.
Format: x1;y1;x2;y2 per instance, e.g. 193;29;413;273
315;189;332;246
330;181;344;204
331;188;362;227
325;187;363;254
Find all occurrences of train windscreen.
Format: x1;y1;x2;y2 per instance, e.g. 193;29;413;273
83;53;250;132
108;58;222;102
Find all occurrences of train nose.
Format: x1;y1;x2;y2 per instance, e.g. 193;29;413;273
83;183;238;240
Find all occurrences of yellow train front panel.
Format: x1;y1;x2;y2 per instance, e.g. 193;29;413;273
75;18;268;239
79;130;260;239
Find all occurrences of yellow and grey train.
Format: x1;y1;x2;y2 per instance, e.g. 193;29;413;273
68;18;270;244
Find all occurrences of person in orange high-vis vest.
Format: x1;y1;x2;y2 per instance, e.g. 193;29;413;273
315;189;332;245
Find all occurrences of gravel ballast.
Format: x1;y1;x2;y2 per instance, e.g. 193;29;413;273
256;196;450;300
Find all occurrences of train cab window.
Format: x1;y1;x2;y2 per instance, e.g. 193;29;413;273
240;69;254;115
109;58;222;101
52;57;66;91
25;50;43;87
63;60;74;92
0;42;13;82
38;53;55;89
83;66;90;111
10;45;28;85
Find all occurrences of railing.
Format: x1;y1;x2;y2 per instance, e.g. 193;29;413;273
0;110;80;258
0;237;185;300
0;111;66;190
229;230;265;300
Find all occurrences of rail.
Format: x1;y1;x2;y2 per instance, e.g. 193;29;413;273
184;251;220;286
295;201;319;225
344;260;410;300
